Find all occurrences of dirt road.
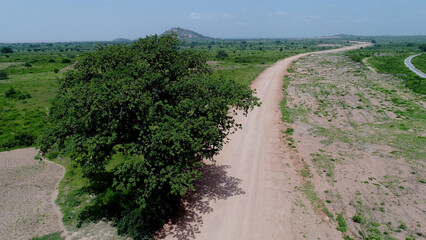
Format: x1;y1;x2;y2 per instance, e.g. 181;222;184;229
161;42;371;240
404;54;426;78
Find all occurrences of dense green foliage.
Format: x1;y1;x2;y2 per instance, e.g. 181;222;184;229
216;49;229;59
1;46;13;54
38;34;259;239
420;44;426;52
411;53;426;73
0;70;8;79
4;87;31;99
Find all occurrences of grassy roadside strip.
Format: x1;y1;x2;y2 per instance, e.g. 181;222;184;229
30;232;64;240
44;153;92;231
281;73;343;233
280;75;292;123
367;55;425;94
345;49;425;95
410;53;426;74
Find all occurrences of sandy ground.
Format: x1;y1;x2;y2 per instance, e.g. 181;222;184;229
0;148;66;240
362;57;376;73
159;42;371;240
316;44;341;47
0;62;24;70
59;63;76;73
286;53;425;239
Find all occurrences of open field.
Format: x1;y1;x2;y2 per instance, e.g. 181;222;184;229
0;148;65;240
0;52;76;151
283;53;425;239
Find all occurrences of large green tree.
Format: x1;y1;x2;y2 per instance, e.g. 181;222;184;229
38;34;259;239
1;47;13;54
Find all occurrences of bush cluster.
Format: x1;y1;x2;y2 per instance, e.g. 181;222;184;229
5;87;31;100
0;70;8;80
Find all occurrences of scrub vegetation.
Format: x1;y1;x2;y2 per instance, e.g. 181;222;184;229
283;50;425;239
344;36;426;94
411;53;426;73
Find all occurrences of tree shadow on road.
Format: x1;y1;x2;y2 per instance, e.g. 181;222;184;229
156;163;245;240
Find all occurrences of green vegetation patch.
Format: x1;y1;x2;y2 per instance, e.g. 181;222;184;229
310;152;337;179
336;213;348;233
300;181;325;211
411;53;426;73
211;64;267;87
30;232;64;240
0;70;8;79
0;71;58;151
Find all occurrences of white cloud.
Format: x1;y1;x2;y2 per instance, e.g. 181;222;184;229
189;12;201;20
221;13;232;19
188;12;233;21
276;10;291;17
268;10;291;17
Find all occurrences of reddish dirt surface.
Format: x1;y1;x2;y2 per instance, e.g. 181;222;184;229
158;42;371;240
286;53;425;239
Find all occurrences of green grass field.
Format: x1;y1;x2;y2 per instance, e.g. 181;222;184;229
0;51;80;151
0;71;58;151
411;53;426;73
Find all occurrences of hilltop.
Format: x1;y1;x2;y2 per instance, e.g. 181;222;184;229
112;38;132;43
162;27;214;41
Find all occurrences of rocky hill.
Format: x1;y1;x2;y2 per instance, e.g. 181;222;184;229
162;27;214;41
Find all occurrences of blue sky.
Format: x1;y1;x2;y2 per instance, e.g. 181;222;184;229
1;0;425;42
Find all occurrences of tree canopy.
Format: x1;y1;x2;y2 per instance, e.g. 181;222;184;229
38;34;259;239
1;47;13;54
0;70;8;80
216;49;229;59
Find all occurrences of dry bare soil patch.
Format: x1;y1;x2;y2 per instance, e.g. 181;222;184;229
0;148;65;240
284;53;425;239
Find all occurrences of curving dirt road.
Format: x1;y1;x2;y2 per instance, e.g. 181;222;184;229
160;42;371;240
404;53;426;78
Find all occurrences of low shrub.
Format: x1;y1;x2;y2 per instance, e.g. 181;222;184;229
5;87;31;100
0;70;8;79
